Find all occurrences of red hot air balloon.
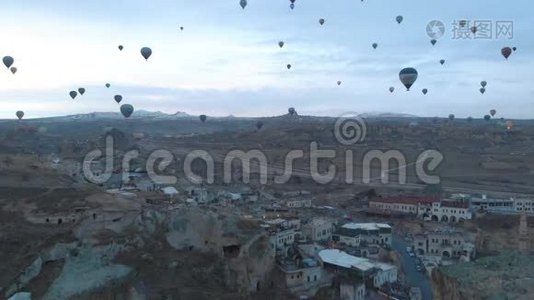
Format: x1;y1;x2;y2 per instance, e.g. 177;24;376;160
501;47;512;60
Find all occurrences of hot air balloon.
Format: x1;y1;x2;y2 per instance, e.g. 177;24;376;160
512;47;517;52
69;91;77;99
16;111;24;120
389;87;394;93
471;26;477;34
105;83;111;88
319;18;325;25
484;115;491;121
287;64;291;70
501;47;512;60
290;3;295;9
240;0;247;9
399;67;418;91
396;16;403;24
422;88;428;95
480;87;486;94
114;95;123;104
200;114;207;123
440;59;445;65
256;121;264;130
10;67;17;74
459;20;467;27
506;120;513;130
180;26;184;31
290;0;295;3
288;107;296;116
490;109;496;117
118;45;124;51
140;47;152;60
430;39;437;46
448;114;455;121
372;43;378;49
480;81;487;88
279;41;284;48
120;104;134;118
78;88;85;95
337;81;342;86
467;116;473;123
3;56;14;69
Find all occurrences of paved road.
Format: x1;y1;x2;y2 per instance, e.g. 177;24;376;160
392;234;433;300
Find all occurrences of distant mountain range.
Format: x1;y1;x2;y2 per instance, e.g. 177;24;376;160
3;111;419;121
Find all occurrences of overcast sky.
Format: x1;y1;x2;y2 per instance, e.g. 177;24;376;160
0;0;532;119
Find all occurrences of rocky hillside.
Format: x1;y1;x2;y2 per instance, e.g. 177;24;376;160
431;251;534;300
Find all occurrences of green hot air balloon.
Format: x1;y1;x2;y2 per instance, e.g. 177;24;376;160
396;16;403;24
114;95;123;104
120;104;134;118
140;47;152;60
200;114;207;123
399;67;418;91
69;91;78;99
78;88;86;95
3;56;14;69
16;111;24;120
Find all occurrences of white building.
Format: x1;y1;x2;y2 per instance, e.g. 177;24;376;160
413;228;476;261
424;201;472;223
513;198;534;214
301;218;334;242
469;194;515;213
340;280;366;300
269;229;297;256
372;263;398;288
318;249;397;289
369;196;438;216
333;223;392;248
285;199;312;208
278;258;323;290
